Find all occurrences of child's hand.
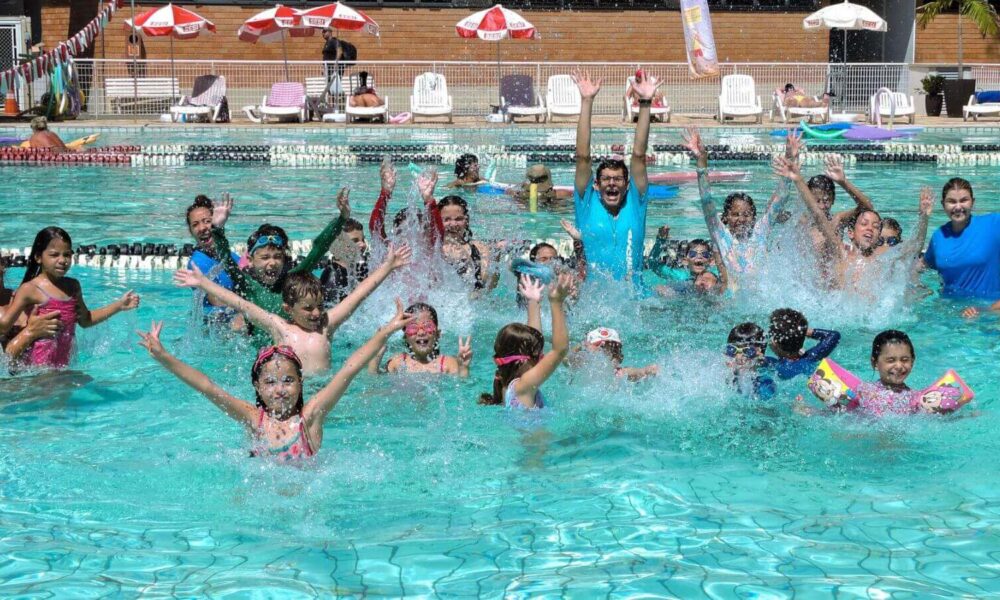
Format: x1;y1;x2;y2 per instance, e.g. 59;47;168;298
380;160;397;194
681;126;705;159
385;298;416;332
417;170;439;201
771;155;801;181
384;243;412;271
212;192;233;228
630;71;662;101
518;275;544;303
336;187;351;220
785;130;805;161
119;290;140;311
457;336;473;368
137;321;167;359
173;265;206;288
571;68;602;100
549;273;576;303
657;225;671;240
560;219;582;241
824;155;846;183
962;306;980;318
919;186;934;216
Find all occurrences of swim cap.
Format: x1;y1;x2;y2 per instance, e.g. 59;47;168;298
586;327;621;346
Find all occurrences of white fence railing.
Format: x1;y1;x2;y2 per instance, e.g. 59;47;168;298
29;59;994;121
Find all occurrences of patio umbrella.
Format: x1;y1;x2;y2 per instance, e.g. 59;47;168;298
803;0;887;62
299;2;380;104
238;4;314;80
124;3;215;102
456;4;538;106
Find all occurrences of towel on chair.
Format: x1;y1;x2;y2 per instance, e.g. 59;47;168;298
975;90;1000;103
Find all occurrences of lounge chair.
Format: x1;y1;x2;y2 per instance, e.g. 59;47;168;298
623;76;670;123
963;92;1000;121
243;82;307;124
500;74;547;123
869;91;915;125
718;74;763;123
770;90;829;123
341;74;388;123
170;75;228;123
545;74;581;122
410;72;453;123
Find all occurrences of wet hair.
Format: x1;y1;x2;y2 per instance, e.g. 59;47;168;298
251;350;305;416
281;272;323;307
22;227;72;286
694;270;718;289
479;323;544;406
769;308;808;354
598;341;624;364
871;329;914;364
881;217;902;239
529;242;558;261
185;195;213;227
727;322;766;350
392;207;424;233
403;302;440;357
941;177;974;203
807;174;836;203
247;224;289;256
722;193;756;219
438;195;473;242
845;207;881;231
343;218;364;234
688;238;711;252
455;154;479;179
595;158;629;184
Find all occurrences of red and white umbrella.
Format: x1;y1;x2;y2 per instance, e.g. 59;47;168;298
456;4;538;105
299;2;380;36
124;4;215;99
238;4;314;79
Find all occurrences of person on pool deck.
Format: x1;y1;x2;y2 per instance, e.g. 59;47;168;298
28;117;69;153
923;178;1000;301
572;68;658;282
778;83;830;109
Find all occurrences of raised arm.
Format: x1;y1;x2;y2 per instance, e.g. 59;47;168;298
826;155;874;219
76;285;140;328
137;321;256;427
304;299;415;430
628;72;662;195
892;187;933;263
174;266;285;339
762;131;803;223
560;218;588;281
513;274;575;406
294;188;349;274
573;69;601;196
519;275;544;333
683;127;728;247
325;243;412;334
417;171;445;246
207;194;250;291
773;155;843;259
369;163;395;244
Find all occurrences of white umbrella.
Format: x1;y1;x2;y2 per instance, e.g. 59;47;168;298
804;0;887;62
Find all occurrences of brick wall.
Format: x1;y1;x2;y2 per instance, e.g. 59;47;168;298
40;1;830;63
915;14;1000;64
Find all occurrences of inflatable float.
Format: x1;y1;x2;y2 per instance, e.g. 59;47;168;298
4;133;101;150
771;121;923;141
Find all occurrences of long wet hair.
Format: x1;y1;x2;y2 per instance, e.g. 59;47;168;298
870;330;914;365
479;323;544;406
437;195;473;243
403;302;440;358
22;227;72;286
251;348;305;417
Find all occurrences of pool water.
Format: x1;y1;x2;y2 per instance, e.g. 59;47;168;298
2;126;1000;597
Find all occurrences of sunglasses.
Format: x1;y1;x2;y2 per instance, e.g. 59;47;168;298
404;321;438;336
724;344;760;359
880;236;900;247
687;249;712;259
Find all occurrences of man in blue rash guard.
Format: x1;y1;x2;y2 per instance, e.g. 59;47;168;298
572;68;659;283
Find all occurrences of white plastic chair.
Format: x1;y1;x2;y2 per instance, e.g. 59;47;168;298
869;91;915;125
545;75;581;122
244;82;306;124
770;90;829;123
410;73;453;123
963;94;1000;121
623;76;670;123
718;74;763;123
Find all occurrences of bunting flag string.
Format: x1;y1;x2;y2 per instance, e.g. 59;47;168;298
1;0;121;87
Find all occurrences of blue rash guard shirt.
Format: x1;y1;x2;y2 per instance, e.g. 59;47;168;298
923;213;1000;300
762;328;841;380
574;175;650;282
189;249;240;314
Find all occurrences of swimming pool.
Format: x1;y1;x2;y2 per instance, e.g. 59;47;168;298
2;125;999;596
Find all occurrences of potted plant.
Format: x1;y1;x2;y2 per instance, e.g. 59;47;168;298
921;74;946;116
918;0;1000;117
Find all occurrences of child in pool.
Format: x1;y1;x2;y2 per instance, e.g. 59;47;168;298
764;308;841;380
725;322;775;400
799;155;876;250
879;217;902;248
369;161;444;253
570;326;659;382
648;233;727;296
174;244;411;376
368;302;472;376
0;257;61;365
444;153;486;189
135;300;415;461
854;329;922;417
480;273;575;409
0;227;140;368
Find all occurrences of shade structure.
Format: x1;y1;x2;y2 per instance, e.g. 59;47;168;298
238;4;314;80
803;0;887;32
456;4;538;107
299;2;380;36
124;4;216;102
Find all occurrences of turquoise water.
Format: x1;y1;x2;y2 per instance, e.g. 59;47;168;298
2;126;1000;597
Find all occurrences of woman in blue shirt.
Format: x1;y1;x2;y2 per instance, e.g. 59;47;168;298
185;194;240;321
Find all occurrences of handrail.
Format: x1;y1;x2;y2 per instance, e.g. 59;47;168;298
872;86;895;129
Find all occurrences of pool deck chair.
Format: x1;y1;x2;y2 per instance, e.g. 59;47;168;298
718;74;763;123
964;93;1000;121
623;76;670;123
545;75;581;122
869;91;915;125
410;72;453;123
244;82;306;124
770;90;829;123
500;75;547;123
170;75;227;123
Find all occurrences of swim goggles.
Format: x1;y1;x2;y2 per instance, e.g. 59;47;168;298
724;344;760;359
494;354;541;366
253;345;302;373
880;236;900;247
249;234;287;255
404;321;438;336
687;249;712;259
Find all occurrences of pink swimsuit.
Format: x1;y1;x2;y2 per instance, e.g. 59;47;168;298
28;284;77;368
251;408;315;461
398;353;446;373
856;381;920;417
